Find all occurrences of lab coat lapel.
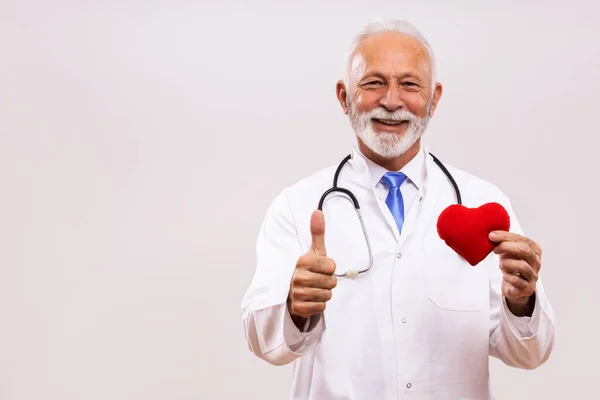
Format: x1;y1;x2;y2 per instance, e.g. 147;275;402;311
413;150;456;243
395;150;431;248
374;188;402;243
347;150;401;242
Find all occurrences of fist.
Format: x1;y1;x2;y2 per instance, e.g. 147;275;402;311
288;210;337;320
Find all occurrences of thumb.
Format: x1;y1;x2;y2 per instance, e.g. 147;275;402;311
310;210;327;256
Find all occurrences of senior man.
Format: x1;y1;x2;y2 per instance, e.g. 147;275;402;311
241;19;555;399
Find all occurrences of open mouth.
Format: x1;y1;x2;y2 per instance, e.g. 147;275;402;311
372;118;408;126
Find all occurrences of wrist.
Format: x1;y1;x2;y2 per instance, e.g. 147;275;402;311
506;293;536;317
287;295;308;329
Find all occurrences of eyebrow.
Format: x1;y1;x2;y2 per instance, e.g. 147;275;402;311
360;71;422;82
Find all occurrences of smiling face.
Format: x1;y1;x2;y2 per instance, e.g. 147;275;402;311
337;32;443;165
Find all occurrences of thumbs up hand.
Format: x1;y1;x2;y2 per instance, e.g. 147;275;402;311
288;210;337;325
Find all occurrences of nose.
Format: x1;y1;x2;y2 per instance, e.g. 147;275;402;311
380;86;403;111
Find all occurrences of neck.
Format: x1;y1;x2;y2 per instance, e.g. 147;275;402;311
357;138;421;171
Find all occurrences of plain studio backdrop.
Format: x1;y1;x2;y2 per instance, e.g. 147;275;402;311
1;1;598;399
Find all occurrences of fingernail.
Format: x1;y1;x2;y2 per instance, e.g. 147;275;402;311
489;231;498;239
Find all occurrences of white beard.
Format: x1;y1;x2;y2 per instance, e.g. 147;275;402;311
348;101;432;159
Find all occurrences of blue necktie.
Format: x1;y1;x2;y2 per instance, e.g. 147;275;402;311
381;172;408;233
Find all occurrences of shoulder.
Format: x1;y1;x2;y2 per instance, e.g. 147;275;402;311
438;160;510;205
264;159;342;218
435;158;523;233
285;164;338;199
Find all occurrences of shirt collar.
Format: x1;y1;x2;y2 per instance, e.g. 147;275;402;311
353;144;427;189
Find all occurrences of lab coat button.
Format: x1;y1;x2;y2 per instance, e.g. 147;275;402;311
406;383;412;388
397;253;402;259
401;318;407;323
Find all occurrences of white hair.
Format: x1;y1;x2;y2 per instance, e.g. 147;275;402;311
343;19;438;93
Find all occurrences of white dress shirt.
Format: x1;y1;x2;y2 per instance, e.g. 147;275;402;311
362;145;423;221
241;144;555;399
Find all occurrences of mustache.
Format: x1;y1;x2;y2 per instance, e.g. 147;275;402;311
366;107;419;122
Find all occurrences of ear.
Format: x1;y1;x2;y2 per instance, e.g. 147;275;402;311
429;82;443;117
336;80;349;115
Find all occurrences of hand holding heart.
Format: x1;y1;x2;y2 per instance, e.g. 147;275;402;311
436;202;542;317
489;230;542;316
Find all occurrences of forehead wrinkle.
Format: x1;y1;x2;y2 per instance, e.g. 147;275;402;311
348;33;433;87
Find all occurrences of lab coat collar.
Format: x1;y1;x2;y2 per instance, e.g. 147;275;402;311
350;143;427;190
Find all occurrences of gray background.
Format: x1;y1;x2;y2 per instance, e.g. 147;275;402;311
0;1;597;399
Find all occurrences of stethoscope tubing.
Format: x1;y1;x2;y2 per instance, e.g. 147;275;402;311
317;152;461;278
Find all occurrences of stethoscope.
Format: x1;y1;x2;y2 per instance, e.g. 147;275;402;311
317;152;462;279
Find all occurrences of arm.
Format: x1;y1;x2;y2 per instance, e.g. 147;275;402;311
488;195;556;369
241;191;326;366
489;270;555;369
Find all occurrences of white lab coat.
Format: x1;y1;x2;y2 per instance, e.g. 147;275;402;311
241;145;555;400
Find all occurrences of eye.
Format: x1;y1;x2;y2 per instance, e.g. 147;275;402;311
401;81;421;91
362;81;384;88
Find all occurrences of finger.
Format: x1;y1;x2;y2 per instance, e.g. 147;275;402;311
297;254;336;275
310;257;336;276
500;258;536;282
503;282;531;300
489;231;541;256
493;241;537;267
310;210;327;257
503;271;530;291
293;269;337;290
488;230;523;244
291;287;332;303
503;281;522;299
290;301;326;318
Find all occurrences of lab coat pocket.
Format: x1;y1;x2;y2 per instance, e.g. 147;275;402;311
425;270;485;312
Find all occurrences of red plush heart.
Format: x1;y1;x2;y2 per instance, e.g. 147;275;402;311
436;202;510;266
